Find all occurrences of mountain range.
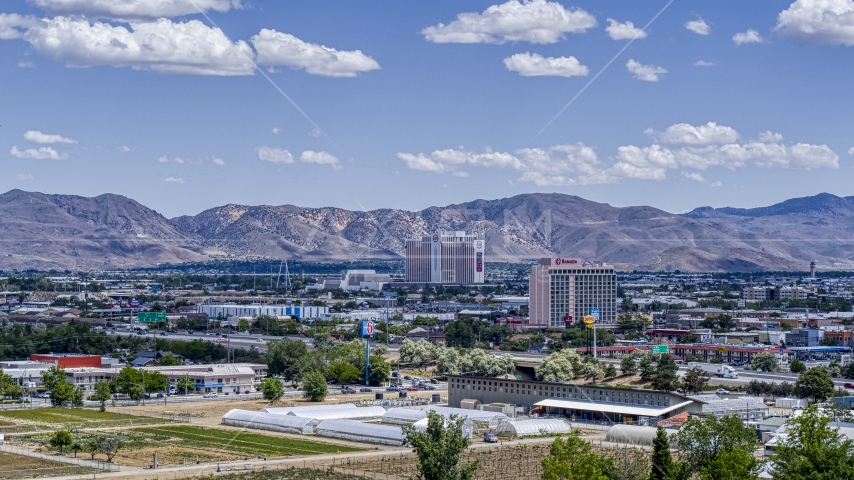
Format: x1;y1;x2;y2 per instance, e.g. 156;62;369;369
1;188;852;272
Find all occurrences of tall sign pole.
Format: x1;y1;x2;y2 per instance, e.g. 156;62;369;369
362;321;374;387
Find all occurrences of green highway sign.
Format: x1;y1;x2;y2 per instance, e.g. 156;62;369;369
137;311;166;323
652;345;669;354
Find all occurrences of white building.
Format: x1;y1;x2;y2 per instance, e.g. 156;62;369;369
66;363;267;394
197;304;327;320
405;231;484;284
529;258;617;328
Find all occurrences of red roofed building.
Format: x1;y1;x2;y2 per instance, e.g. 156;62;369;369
31;354;102;368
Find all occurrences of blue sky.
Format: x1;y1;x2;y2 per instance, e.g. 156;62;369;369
1;0;853;217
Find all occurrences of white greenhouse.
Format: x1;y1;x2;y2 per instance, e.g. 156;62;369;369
315;420;405;446
288;406;387;423
262;404;358;416
382;408;428;425
221;409;314;434
604;425;664;446
496;419;571;438
426;406;508;427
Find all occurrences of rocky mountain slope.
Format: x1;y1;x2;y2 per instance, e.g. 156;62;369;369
2;189;853;272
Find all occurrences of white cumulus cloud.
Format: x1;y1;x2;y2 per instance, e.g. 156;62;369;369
694;60;714;67
18;61;35;68
272;127;281;134
16;173;34;180
257;146;294;164
776;0;854;46
685;18;710;35
308;128;322;137
24;130;77;144
758;131;784;142
212;157;225;166
300;150;341;170
646;122;740;145
252;29;380;77
503;52;588;77
733;29;764;45
626;59;667;81
605;19;646;40
163;176;183;183
849;146;854;156
116;145;131;152
421;0;596;44
682;172;706;182
28;0;241;19
157;155;169;163
0;13;40;40
23;17;255;76
10;145;67;160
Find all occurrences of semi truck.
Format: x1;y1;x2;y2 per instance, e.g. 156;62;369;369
687;362;739;379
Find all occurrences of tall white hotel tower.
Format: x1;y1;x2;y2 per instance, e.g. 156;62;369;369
404;231;485;284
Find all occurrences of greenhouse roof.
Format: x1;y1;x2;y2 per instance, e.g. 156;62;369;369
315;420;404;441
425;406;508;424
222;409;314;429
288;405;387;421
604;425;662;445
382;408;428;424
701;397;767;415
535;398;695;417
262;403;358;415
497;419;570;437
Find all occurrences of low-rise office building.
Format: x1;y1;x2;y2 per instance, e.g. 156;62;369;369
65;363;267;394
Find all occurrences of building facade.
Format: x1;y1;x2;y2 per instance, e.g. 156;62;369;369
404;231;484;284
197;304;327;320
65;363;267;394
529;258;617;328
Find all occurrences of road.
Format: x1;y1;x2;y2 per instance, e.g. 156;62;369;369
504;351;854;388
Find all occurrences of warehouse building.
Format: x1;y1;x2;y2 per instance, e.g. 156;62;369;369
448;375;703;425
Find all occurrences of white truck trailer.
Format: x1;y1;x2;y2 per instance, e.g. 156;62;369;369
687;362;739;379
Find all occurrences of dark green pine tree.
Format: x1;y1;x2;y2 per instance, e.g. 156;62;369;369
650;426;674;480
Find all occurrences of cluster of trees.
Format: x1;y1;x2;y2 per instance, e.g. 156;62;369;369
619;353;682;391
560;324;617;349
745;380;794;398
699;314;736;332
397;338;515;377
444;316;513;348
42;365;84;407
50;430;123;462
265;337;391;388
0;369;23;399
535;350;617;383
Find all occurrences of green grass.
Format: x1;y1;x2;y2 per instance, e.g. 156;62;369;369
134;426;361;457
0;407;166;425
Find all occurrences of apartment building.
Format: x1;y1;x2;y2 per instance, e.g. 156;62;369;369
529;258;617;328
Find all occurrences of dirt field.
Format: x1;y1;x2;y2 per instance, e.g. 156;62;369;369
0;451;100;479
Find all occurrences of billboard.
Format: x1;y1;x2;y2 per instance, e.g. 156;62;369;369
476;252;483;273
589;308;601;322
128;299;144;308
361;321;374;337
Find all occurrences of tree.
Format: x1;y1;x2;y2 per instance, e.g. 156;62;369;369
259;378;285;403
0;369;12;400
682;367;710;394
237;318;250;332
403;411;480;480
604;364;617;379
793;368;834;403
657;354;678;374
541;431;610;480
536;350;582;382
301;370;328;402
620;355;637;376
50;430;73;454
50;379;77;407
266;339;308;379
651;369;678;391
751;352;781;373
673;415;759;478
92;381;112;412
328;362;361;385
601;447;649;480
789;359;806;374
699;448;761;480
97;436;124;462
70;442;82;458
156;354;181;366
85;439;99;460
365;355;392;385
41;365;66;391
650;426;673;480
639;355;656;381
581;362;605;382
176;373;194;394
772;405;854;479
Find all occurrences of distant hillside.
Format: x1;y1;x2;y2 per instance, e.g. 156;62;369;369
2;189;853;272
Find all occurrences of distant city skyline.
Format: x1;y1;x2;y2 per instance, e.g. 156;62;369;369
1;0;853;217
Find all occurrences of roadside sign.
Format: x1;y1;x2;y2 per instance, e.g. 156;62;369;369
361;321;374;337
582;315;596;329
652;345;669;354
383;292;398;297
137;311;166;323
717;345;727;354
589;308;601;322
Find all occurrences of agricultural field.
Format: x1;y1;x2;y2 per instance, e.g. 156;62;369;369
0;407;170;428
21;425;363;468
215;468;369;480
0;451;101;479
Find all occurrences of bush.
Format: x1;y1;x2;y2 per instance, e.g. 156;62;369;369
301;371;328;402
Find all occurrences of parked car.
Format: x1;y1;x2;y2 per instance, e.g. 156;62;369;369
203;392;218;398
430;379;440;384
156;392;164;398
715;388;730;395
422;385;436;391
845;383;854;389
360;387;373;393
386;386;400;392
403;375;412;380
341;387;357;394
407;386;420;392
483;432;498;443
